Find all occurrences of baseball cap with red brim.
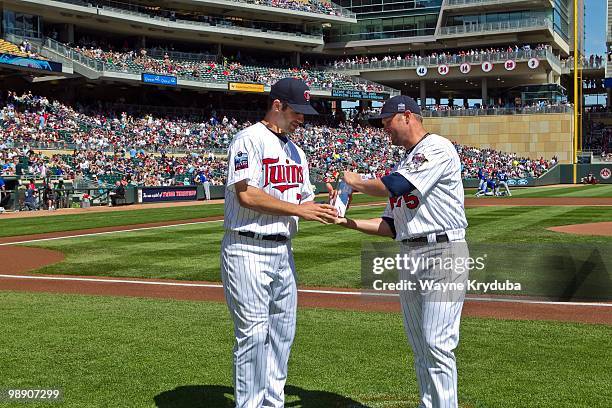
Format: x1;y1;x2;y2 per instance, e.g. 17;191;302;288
269;78;319;115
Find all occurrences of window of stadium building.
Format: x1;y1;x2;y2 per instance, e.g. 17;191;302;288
2;10;42;39
336;0;442;9
445;11;549;27
337;0;443;13
328;14;438;41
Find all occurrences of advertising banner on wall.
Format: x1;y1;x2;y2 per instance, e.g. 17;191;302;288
140;187;198;203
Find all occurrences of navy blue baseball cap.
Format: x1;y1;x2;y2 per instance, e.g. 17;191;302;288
369;95;421;128
269;78;319;115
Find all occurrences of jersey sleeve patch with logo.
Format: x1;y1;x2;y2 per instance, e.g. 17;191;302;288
226;134;263;189
234;151;249;170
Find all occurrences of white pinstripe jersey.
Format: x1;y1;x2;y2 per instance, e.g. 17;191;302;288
224;122;315;238
383;133;467;241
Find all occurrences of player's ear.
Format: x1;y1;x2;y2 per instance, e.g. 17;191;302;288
273;99;283;112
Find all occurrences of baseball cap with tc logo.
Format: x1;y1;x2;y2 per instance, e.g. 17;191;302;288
269;78;319;115
369;95;421;128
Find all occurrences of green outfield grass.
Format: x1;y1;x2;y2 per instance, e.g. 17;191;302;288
464;184;612;198
1;291;610;408
0;204;224;238
1;184;610;238
25;205;612;290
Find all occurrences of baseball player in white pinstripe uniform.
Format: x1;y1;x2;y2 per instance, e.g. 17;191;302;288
331;95;468;408
221;78;337;408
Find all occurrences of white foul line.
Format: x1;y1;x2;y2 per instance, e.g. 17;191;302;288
1;274;611;308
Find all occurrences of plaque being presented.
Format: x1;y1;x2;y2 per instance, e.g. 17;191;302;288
333;180;353;217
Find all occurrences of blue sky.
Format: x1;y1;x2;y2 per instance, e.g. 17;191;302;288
584;0;607;55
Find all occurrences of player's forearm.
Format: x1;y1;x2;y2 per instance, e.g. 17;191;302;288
336;217;394;238
238;186;301;217
351;178;389;197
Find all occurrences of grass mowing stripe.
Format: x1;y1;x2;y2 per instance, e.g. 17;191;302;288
26;206;612;288
1;291;610;408
1;184;611;239
0;204;225;238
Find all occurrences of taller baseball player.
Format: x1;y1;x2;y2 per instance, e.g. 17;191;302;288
221;78;337;408
331;95;468;408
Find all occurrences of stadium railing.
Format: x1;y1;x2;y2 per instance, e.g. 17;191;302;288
330;49;561;72
146;49;217;62
420;106;573;117
438;18;554;37
26;36;397;95
560;59;607;70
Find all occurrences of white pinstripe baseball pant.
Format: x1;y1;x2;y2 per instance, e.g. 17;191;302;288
399;241;468;408
220;231;297;408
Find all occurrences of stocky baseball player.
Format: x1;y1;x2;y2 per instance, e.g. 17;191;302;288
331;95;468;408
220;78;337;408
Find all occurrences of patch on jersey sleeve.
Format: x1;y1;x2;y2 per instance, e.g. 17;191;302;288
234;151;249;171
406;153;428;172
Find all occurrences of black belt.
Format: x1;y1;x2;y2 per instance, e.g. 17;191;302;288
402;233;449;244
238;231;288;242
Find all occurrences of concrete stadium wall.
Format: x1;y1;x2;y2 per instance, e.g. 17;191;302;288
426;113;574;164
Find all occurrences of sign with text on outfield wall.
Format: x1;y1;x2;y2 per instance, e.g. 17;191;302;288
331;89;390;101
228;82;265;93
139;187;197;203
142;73;177;86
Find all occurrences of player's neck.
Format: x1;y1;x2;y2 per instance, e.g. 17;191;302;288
404;130;430;150
261;117;284;135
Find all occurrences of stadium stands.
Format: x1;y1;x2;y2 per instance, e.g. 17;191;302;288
1;92;555;187
0;38;43;59
70;45;385;92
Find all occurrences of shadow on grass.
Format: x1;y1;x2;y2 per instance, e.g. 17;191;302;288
154;385;371;407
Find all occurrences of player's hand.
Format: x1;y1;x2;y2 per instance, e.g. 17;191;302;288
342;171;362;191
297;201;337;224
326;183;338;205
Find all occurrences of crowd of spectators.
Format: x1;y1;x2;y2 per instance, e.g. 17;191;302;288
1;145;227;188
329;44;553;68
239;0;344;16
584;121;612;157
50;0;323;36
1;91;245;153
18;39;42;58
1;92;555;188
563;54;607;69
422;100;572;112
71;44;383;92
455;145;555;179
